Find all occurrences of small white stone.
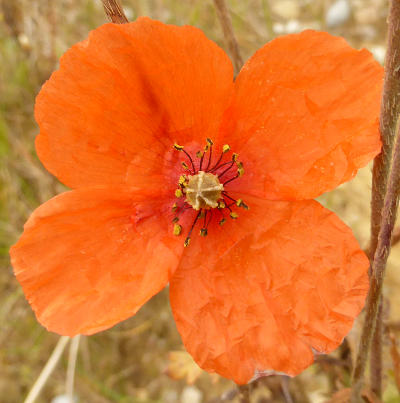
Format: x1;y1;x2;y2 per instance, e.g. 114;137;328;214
18;33;30;49
325;0;351;27
273;22;285;34
123;6;134;20
51;395;77;403
371;46;386;65
181;386;203;403
286;20;301;34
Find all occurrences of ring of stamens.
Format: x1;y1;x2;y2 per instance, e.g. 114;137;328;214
172;139;248;247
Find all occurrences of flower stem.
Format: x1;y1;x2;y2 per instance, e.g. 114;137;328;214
391;226;400;246
66;335;81;403
281;376;294;403
351;116;400;403
24;337;70;403
370;302;383;397
213;0;244;75
367;0;400;398
101;0;129;24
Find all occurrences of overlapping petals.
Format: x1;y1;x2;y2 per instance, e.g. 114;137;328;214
35;18;234;190
10;187;183;335
170;198;369;383
221;30;382;200
11;17;382;382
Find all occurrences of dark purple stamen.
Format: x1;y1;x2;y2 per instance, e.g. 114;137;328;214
223;174;239;186
217;161;235;179
173;139;246;246
222;192;237;203
209;160;232;173
181;149;196;174
205;143;213;171
185;210;202;246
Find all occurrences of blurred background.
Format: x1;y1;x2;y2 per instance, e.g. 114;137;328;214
0;0;398;402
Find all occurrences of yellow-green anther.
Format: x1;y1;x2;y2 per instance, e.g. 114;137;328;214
218;200;226;209
237;162;244;177
173;143;184;151
222;144;230;153
173;224;182;236
196;151;203;158
200;228;208;237
184;237;191;247
232;153;238;162
172;203;177;211
236;199;249;210
181;161;189;170
241;201;249;210
175;189;183;198
179;175;187;186
219;218;226;225
230;212;239;219
206;138;214;146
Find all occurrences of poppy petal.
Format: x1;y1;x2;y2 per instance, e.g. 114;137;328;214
220;30;382;200
169;197;368;383
10;187;183;336
35;17;234;189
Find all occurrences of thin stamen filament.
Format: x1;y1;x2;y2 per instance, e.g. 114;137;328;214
224;174;239;186
185;210;202;245
208;151;224;172
224;200;232;212
202;210;208;229
210;160;232;173
218;161;235;178
205;144;213;171
182;149;196;173
199;152;205;171
222;192;237;203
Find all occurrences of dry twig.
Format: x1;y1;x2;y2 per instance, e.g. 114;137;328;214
213;0;244;74
66;336;81;403
351;100;400;402
281;376;294;403
101;0;128;24
367;0;400;397
24;337;70;403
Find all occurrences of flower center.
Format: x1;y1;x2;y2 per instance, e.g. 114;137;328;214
185;171;224;210
172;139;248;247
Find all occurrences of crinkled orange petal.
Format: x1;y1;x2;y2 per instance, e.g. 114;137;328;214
10;187;184;336
169;197;369;384
35;17;233;189
219;30;382;200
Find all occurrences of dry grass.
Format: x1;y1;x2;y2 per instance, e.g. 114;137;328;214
1;1;399;402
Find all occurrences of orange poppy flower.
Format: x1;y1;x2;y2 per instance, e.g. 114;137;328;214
10;17;383;384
